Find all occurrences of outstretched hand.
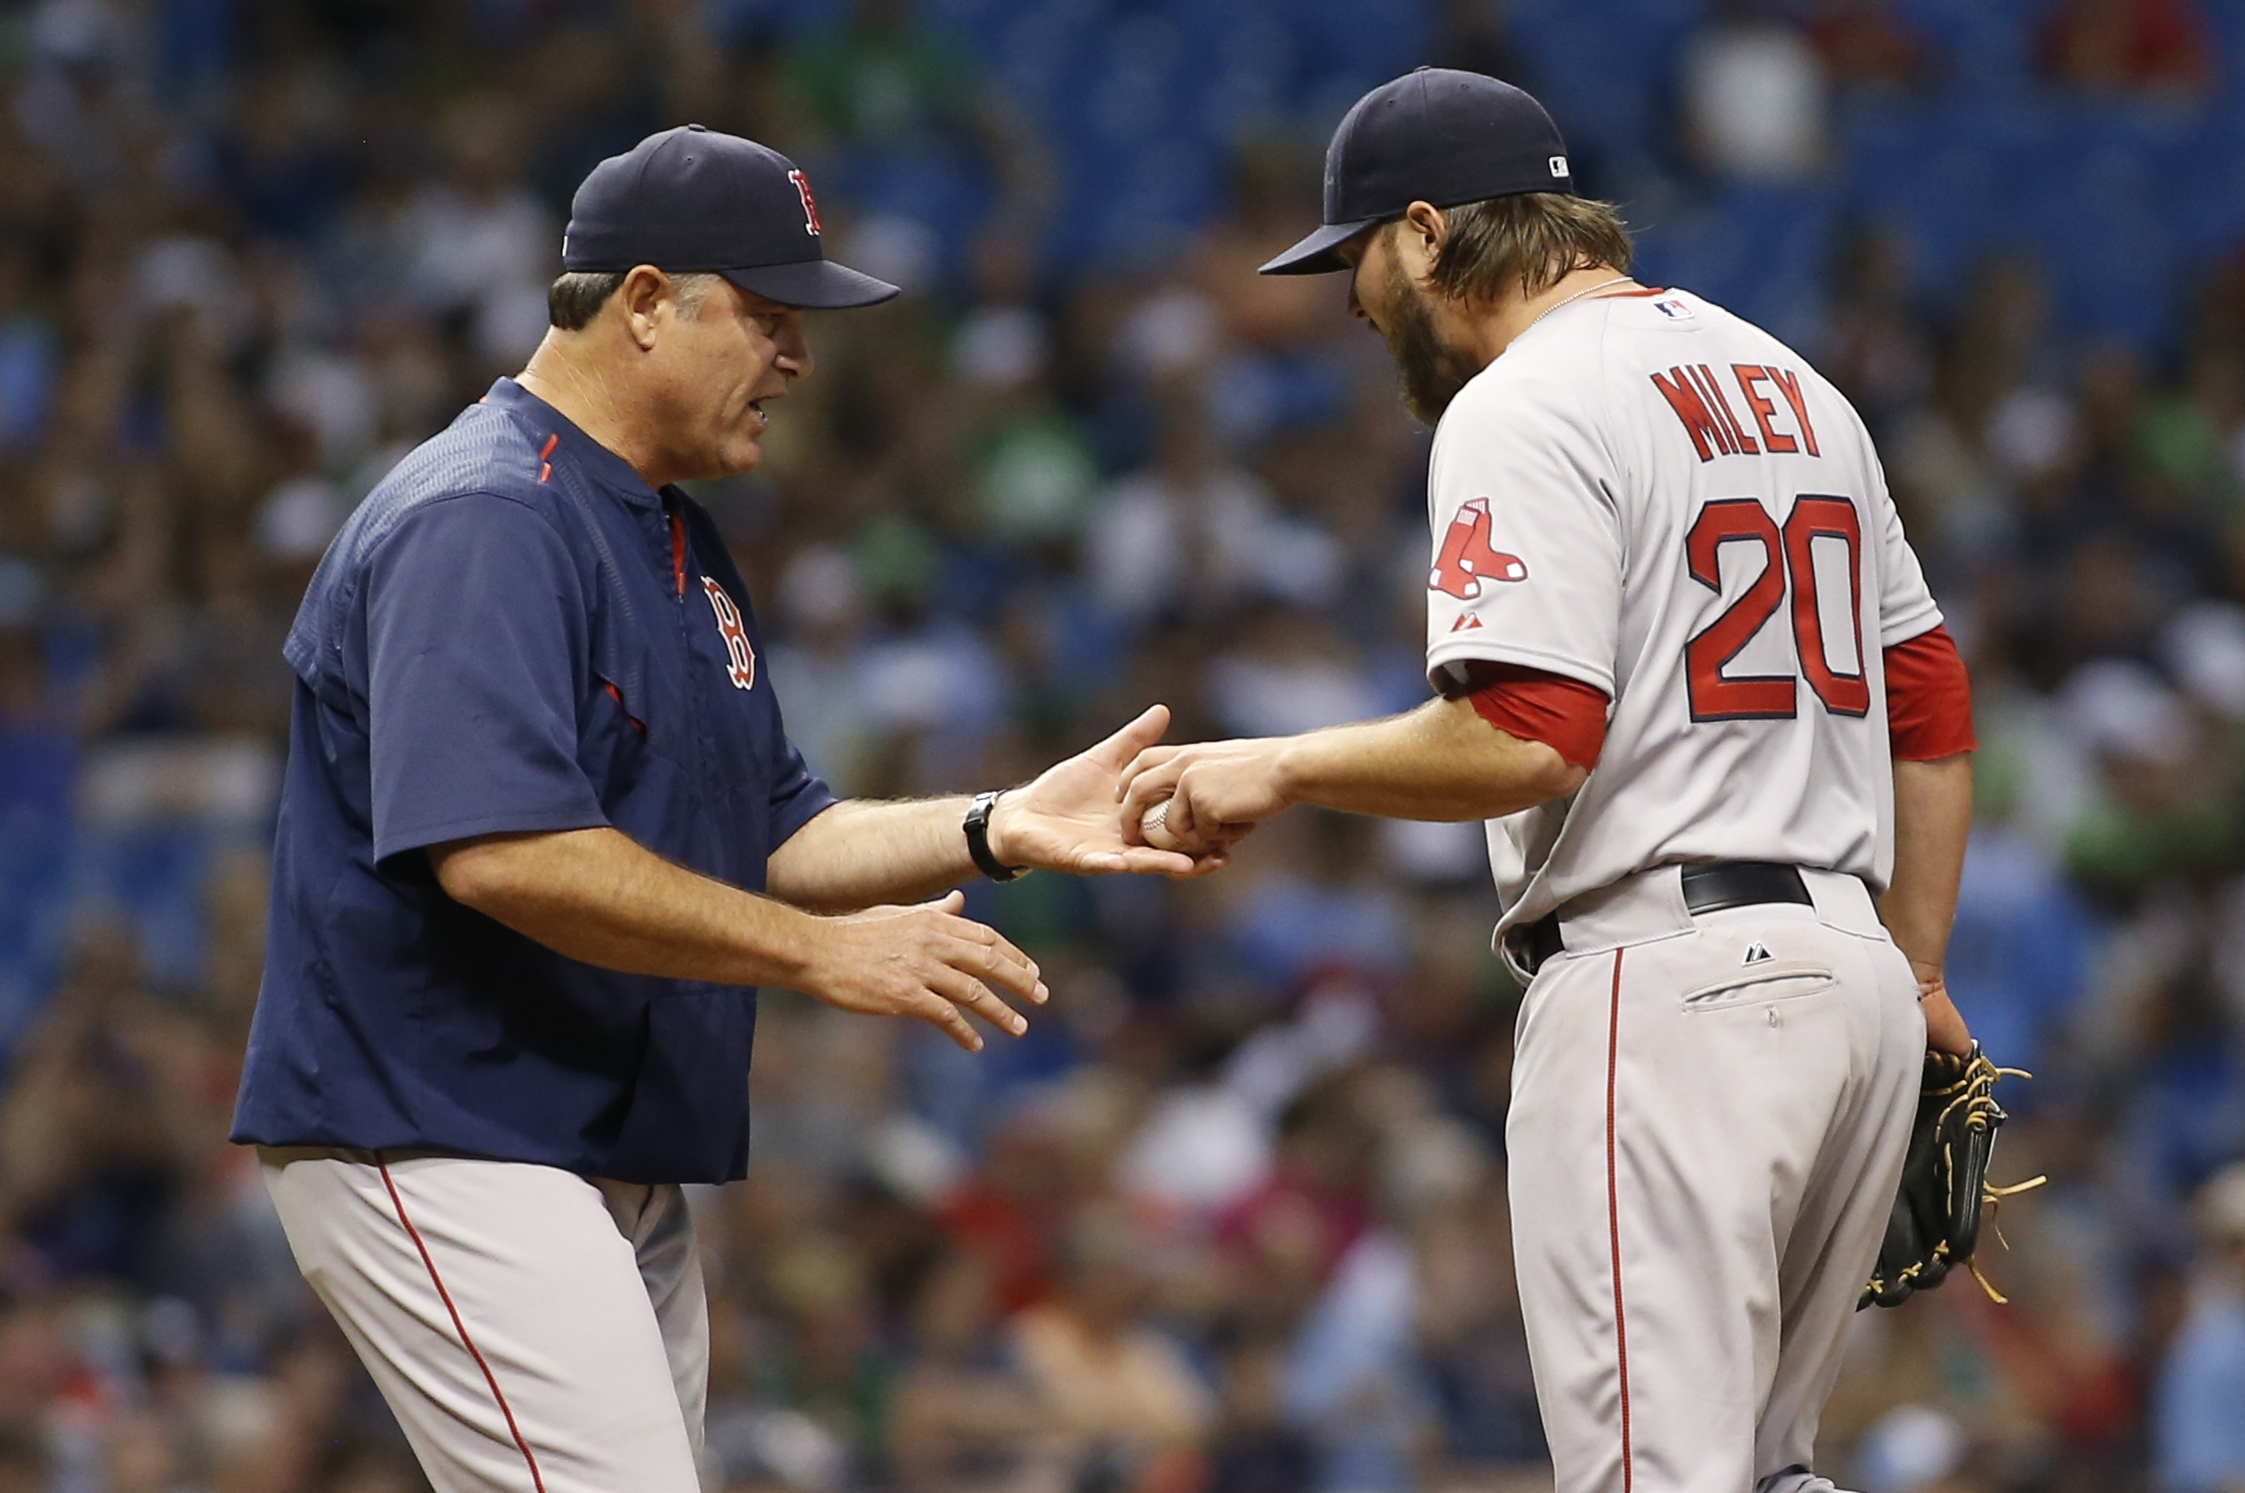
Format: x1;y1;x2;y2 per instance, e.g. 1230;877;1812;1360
797;890;1046;1052
988;705;1229;879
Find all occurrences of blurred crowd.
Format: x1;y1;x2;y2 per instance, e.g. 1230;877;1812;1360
0;1;2241;1491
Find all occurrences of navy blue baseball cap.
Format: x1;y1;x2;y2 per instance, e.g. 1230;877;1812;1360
1260;69;1575;276
563;125;899;309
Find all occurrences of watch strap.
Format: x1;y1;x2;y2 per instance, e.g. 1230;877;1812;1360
965;790;1025;883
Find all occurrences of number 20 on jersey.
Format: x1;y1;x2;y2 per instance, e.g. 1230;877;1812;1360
1685;495;1867;723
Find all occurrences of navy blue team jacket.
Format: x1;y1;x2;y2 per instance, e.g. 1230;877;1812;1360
230;378;836;1184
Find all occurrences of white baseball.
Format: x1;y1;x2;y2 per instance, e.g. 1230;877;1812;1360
1139;798;1185;852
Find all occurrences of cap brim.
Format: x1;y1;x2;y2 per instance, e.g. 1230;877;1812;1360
1257;217;1385;276
722;258;900;309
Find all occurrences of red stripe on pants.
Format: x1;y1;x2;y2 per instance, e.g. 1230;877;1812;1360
1606;950;1634;1492
376;1155;550;1493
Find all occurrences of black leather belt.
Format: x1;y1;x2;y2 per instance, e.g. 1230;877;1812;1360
1512;861;1813;978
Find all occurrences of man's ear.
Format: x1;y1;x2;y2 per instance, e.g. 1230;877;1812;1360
615;265;672;350
1394;201;1448;284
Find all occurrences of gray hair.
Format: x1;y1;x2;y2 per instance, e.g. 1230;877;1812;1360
546;270;722;331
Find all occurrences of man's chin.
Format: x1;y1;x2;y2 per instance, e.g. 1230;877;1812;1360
1400;385;1446;427
1380;332;1473;427
1399;367;1469;427
697;436;764;481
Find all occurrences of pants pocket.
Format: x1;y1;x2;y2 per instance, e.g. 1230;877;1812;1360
1680;962;1838;1011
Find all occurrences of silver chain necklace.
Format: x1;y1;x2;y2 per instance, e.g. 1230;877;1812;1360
1521;276;1636;336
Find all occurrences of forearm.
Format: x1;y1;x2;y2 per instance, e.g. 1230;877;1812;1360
430;826;817;986
1275;697;1584;821
771;704;1215;905
764;797;982;912
1879;753;1973;973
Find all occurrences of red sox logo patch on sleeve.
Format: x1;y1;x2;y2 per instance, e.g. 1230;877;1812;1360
1429;497;1527;599
701;577;756;689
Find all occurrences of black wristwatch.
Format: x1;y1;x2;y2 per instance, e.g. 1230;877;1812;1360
964;790;1026;883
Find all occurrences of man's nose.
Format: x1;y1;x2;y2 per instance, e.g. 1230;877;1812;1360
774;325;813;379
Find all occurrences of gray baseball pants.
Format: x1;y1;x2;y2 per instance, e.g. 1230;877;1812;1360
262;1148;708;1493
1506;867;1923;1493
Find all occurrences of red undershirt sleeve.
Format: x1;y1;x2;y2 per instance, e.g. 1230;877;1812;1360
1445;629;1970;774
1883;624;1977;760
1458;662;1612;771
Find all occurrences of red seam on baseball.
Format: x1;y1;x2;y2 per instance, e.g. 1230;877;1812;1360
1607;949;1633;1493
376;1155;549;1493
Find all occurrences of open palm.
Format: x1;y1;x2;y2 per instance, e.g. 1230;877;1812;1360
992;706;1224;879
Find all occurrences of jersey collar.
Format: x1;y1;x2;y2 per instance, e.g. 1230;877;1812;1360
482;377;665;511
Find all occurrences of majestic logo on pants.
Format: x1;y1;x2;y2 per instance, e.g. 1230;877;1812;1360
701;578;756;690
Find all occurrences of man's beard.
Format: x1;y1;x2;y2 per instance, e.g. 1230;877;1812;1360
1380;257;1481;427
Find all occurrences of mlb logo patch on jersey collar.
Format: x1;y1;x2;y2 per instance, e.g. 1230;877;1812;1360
1653;295;1694;320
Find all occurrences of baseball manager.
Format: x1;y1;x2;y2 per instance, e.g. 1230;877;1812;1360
232;126;1207;1493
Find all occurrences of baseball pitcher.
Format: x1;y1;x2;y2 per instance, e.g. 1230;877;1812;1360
1120;70;1985;1493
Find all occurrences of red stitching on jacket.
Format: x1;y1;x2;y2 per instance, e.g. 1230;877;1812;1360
601;679;646;737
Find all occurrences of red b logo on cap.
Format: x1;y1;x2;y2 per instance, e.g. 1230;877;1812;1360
788;169;822;237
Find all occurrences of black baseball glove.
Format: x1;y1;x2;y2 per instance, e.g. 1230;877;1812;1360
1859;1042;2044;1310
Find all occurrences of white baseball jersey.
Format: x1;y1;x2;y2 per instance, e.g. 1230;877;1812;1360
1421;287;1943;935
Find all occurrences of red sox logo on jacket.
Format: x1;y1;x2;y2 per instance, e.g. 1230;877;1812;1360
701;577;756;689
1429;497;1528;600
